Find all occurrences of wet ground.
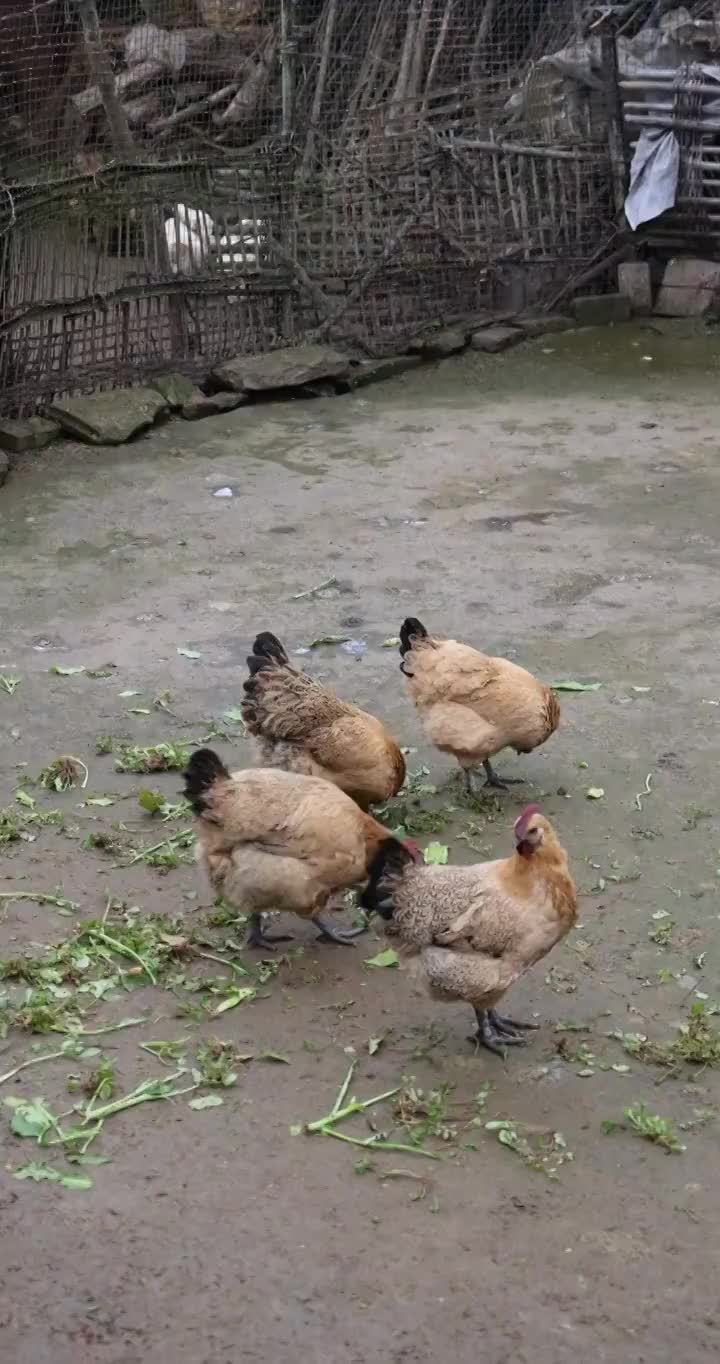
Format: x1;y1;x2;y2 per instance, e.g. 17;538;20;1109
2;321;720;1363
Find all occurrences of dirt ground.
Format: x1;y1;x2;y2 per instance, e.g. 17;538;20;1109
2;322;720;1364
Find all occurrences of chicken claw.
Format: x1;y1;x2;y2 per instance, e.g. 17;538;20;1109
488;1008;539;1034
314;912;368;945
246;912;293;951
482;760;525;790
472;1007;529;1055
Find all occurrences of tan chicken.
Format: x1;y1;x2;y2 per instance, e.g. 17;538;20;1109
399;617;560;792
241;631;406;809
361;804;577;1055
184;748;420;949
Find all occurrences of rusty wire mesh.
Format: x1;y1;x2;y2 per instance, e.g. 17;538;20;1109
0;0;626;415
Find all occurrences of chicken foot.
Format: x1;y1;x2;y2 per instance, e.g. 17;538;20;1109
246;912;293;951
314;911;367;946
463;764;523;795
472;1006;538;1055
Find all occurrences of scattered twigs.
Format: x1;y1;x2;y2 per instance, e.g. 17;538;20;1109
301;1062;441;1161
291;575;338;600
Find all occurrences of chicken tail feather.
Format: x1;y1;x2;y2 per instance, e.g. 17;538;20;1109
399;617;427;657
183;748;230;815
245;631;290;683
361;838;416;919
253;631;289;664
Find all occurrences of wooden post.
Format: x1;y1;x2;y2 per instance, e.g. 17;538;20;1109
598;18;629;218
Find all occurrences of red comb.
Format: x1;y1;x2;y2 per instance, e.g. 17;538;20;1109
514;804;541;838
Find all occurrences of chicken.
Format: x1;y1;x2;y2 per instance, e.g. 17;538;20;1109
241;631;406;809
399;617;560;792
184;748;419;949
361;803;577;1055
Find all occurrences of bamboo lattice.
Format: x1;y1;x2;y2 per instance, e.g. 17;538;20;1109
0;0;621;415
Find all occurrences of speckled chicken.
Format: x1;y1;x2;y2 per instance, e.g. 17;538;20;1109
184;748;418;949
241;631;406;809
361;804;577;1054
398;617;560;791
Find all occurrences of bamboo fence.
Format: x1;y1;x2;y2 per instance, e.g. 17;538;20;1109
0;0;618;415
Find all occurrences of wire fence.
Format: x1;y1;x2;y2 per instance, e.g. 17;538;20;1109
0;0;689;415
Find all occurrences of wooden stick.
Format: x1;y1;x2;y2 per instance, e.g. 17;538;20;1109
149;82;239;136
620;73;720;88
280;0;296;140
310;191;432;340
408;0;435;103
420;0;453;119
73;0;136;158
438;135;591;163
301;0;338;173
600;27;628;217
389;0;419;121
471;0;496;126
265;233;336;322
625;113;720;132
545;237;631;312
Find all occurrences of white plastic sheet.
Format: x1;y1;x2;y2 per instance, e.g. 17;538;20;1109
625;128;680;229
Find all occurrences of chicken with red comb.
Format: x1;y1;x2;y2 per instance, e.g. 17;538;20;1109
362;804;577;1055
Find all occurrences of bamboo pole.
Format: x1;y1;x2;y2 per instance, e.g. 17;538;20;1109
438;135;592;162
301;0;339;173
280;0;296;141
420;0;453;120
626;113;720;133
600;25;628;217
390;0;419;123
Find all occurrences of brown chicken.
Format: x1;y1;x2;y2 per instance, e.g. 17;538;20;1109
241;631;406;809
361;804;577;1054
184;748;419;949
399;617;560;792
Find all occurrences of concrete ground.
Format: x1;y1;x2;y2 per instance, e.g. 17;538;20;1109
1;322;720;1364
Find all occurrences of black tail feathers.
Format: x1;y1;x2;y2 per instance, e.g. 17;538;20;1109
399;617;427;657
253;631;289;664
361;838;415;920
244;631;290;686
183;748;230;815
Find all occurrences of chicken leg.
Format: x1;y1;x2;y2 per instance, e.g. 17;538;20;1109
482;760;524;790
472;1006;538;1055
246;912;293;951
314;911;368;945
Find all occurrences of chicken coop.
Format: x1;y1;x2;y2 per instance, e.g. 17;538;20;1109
0;0;713;416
